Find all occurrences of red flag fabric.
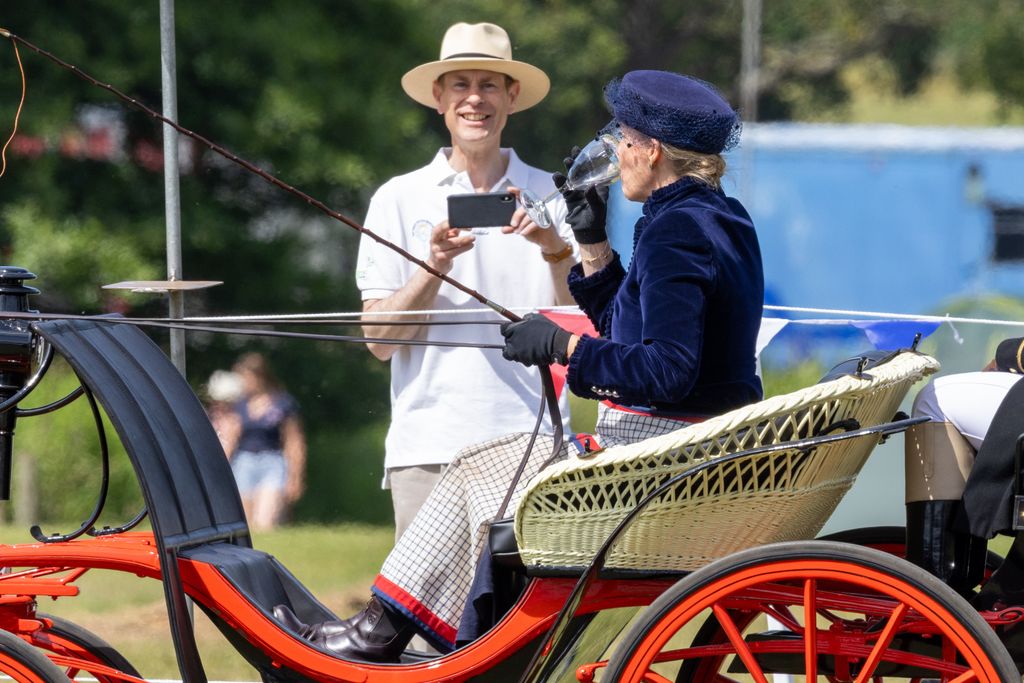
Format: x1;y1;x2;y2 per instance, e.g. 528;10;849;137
538;309;598;398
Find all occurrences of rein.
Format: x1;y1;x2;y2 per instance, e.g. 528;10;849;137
0;28;518;322
0;28;565;522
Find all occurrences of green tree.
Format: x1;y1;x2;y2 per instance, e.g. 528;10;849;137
3;0;1024;524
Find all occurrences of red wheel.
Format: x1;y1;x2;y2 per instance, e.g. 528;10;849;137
0;629;67;682
604;541;1018;682
29;615;140;682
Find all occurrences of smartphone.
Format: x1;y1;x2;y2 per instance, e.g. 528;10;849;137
447;192;516;228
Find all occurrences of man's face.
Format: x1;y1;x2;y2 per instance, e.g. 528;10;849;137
614;124;656;202
433;70;520;148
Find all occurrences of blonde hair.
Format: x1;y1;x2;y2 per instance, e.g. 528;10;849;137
659;141;726;189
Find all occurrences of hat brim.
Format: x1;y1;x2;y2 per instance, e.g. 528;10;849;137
401;58;550;112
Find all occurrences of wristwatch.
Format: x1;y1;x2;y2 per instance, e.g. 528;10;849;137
541;243;574;263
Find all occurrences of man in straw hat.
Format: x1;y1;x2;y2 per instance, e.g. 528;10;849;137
355;23;575;540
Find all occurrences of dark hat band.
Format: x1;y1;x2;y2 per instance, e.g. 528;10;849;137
443;52;504;60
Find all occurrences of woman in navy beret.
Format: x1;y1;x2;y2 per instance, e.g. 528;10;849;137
501;69;763;419
276;71;765;661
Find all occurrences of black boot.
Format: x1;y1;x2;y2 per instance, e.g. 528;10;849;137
316;596;414;663
975;532;1024;611
273;603;364;640
906;500;988;598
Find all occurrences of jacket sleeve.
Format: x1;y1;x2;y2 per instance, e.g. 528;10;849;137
566;256;626;337
566;213;712;405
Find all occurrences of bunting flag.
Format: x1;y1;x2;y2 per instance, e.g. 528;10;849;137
849;319;942;350
538;309;598;398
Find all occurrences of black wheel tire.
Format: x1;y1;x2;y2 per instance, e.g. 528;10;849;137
0;629;68;682
32;614;140;681
819;524;906;549
604;540;1019;682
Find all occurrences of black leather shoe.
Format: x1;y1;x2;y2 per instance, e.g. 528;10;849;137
973;533;1024;611
272;604;356;640
316;596;414;663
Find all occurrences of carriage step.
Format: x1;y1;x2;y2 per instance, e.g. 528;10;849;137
726;630;944;678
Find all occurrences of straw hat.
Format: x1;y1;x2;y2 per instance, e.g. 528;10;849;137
401;22;550;112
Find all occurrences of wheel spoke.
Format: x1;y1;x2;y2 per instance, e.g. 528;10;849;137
804;578;818;680
948;673;980;683
854;601;908;683
712;604;770;683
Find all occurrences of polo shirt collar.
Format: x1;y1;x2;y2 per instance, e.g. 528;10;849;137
430;147;529;192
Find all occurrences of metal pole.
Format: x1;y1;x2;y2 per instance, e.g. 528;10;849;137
159;0;198;655
740;0;762;123
160;0;186;377
738;0;762;208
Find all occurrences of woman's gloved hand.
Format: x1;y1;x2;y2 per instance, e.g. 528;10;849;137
500;313;572;367
553;147;609;245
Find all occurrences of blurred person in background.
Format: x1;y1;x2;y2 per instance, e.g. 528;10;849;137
219;352;307;531
204;369;244;454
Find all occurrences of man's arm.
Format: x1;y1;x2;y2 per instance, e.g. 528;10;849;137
544;245;575;305
362;221;475;361
504;191;576;305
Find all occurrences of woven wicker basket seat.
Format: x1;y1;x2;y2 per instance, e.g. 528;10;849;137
514;350;939;573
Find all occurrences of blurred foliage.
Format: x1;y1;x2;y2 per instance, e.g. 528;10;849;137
6;361;145;526
0;1;1023;522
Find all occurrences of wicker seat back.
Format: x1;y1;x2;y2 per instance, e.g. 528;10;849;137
514;351;939;572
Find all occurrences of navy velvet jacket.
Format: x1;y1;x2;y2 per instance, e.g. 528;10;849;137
566;177;764;416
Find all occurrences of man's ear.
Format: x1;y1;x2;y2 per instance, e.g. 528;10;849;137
507;79;521;113
432;79;444;114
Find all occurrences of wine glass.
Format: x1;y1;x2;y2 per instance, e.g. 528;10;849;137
519;132;621;228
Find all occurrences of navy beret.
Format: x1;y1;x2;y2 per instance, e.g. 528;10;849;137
604;70;741;154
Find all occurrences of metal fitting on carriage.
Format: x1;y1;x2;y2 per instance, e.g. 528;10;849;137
0;267;37;379
0;267;38;501
0;267;39;313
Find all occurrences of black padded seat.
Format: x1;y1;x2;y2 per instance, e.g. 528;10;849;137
179;543;337;626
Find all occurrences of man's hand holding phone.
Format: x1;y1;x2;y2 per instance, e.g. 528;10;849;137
444;189;572;265
428;220;475;274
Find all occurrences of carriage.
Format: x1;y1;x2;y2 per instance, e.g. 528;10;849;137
0;266;1012;682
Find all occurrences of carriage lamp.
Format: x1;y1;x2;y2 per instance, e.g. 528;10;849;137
0;267;38;500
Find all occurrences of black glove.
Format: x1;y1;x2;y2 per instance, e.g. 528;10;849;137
553;148;609;245
500;313;572;367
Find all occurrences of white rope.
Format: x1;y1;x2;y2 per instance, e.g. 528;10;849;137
765;305;1024;328
181;304;1024;328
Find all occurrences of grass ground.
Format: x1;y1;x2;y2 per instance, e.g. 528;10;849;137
0;523;394;681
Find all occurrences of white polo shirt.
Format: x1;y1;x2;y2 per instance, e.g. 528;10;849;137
355;148;574;472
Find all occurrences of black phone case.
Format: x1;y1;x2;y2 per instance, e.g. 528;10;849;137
447;192;516;228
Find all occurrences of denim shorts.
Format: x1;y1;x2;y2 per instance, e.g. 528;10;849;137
231;450;287;495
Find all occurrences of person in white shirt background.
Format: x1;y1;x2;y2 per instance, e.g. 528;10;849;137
355;21;576;540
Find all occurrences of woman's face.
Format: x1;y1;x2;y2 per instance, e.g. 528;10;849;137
237;368;261;396
615;125;655;202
